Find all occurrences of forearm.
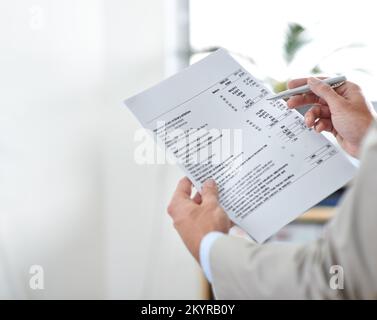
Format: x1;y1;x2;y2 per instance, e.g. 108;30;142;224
210;235;342;299
210;122;377;300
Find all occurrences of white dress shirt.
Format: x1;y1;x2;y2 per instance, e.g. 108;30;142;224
199;231;224;283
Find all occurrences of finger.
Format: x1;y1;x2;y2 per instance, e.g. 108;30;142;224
314;118;334;133
201;179;219;204
307;77;346;112
287;77;327;89
287;93;319;108
168;177;194;217
305;106;321;128
306;104;331;119
304;105;331;127
287;78;309;89
192;192;202;205
318;104;331;118
334;80;362;98
171;177;192;204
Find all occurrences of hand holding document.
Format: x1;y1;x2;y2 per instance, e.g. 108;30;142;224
125;49;356;242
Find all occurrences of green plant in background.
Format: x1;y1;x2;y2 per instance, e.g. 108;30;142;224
284;23;311;65
270;23;365;93
271;23;312;93
192;22;366;93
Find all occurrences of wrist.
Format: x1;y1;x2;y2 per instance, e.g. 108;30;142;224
190;226;225;262
188;229;211;263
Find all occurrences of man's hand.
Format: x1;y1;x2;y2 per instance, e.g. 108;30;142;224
287;77;375;157
167;177;232;262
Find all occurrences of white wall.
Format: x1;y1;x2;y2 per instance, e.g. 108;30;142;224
0;0;202;299
101;0;202;299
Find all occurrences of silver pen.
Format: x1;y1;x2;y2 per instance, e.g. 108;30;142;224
266;75;347;101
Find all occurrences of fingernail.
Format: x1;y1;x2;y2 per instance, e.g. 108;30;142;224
204;179;216;188
305;115;311;127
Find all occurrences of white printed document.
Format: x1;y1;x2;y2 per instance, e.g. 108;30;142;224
125;49;356;242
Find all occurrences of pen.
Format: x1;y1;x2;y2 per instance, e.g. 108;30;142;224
266;76;347;101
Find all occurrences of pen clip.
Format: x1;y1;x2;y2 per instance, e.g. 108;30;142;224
330;81;346;89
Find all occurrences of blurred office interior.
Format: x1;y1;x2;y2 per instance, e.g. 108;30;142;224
1;0;377;299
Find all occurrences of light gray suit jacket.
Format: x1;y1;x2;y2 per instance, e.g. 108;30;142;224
210;122;377;299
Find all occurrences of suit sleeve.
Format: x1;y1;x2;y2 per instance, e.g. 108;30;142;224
210;122;377;299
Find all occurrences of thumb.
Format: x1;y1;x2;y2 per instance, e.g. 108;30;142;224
308;77;345;112
201;179;219;204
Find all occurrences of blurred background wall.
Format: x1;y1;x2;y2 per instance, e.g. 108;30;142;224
0;0;202;299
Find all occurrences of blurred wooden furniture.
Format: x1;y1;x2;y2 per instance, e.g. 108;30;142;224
298;206;336;223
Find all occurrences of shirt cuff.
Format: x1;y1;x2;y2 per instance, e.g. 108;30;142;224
199;231;224;283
